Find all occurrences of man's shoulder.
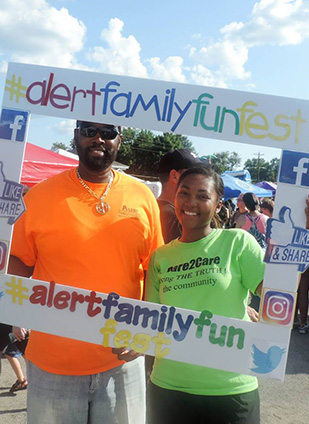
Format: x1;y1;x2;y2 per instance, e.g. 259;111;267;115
117;172;155;196
25;169;74;198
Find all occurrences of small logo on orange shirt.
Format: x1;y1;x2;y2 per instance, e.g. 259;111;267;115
119;205;140;218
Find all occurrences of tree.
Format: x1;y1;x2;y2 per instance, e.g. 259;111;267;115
266;158;280;182
51;142;69;152
210;151;241;174
116;128;137;166
244;158;266;182
244;157;279;182
117;128;196;178
129;130;157;176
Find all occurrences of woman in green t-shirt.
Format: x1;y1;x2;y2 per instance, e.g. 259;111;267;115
146;165;265;424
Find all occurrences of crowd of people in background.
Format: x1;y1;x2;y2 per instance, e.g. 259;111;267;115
217;195;274;230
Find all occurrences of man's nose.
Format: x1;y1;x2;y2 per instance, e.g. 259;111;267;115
93;133;105;143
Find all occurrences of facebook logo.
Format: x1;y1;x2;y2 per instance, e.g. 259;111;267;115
0;108;29;142
279;150;309;188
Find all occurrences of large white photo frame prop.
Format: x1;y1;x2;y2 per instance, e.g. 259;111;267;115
1;62;309;381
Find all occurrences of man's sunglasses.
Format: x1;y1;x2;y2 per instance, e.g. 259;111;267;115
79;126;119;140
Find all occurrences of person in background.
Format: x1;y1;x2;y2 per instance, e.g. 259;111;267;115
231;193;247;228
0;324;11;376
236;192;268;246
3;329;29;392
236;192;268;311
297;270;309;333
218;200;234;228
157;149;201;243
9;121;163;424
296;196;309;333
146;165;265;424
260;198;274;218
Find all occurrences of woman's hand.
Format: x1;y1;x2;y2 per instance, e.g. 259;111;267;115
247;306;259;322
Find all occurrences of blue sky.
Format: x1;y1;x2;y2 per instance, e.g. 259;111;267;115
1;0;309;165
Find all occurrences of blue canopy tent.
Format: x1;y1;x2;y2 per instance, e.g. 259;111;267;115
222;169;252;183
255;181;277;195
221;173;273;199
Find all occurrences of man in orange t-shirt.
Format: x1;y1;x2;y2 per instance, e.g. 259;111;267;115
9;121;163;424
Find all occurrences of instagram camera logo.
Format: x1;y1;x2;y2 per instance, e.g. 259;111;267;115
262;290;294;326
0;241;8;271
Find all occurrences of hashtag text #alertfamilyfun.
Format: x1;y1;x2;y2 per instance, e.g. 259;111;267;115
4;279;246;353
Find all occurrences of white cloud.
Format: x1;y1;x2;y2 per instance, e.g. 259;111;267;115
51;119;76;135
0;0;86;68
148;56;186;83
190;40;250;82
221;0;309;46
87;18;148;78
189;0;309;87
190;65;227;88
0;60;8;74
88;19;186;82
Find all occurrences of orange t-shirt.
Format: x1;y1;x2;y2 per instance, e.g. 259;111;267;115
10;169;163;375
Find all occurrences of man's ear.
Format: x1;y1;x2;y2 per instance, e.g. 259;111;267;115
169;169;180;186
73;129;78;147
216;201;223;213
117;134;122;151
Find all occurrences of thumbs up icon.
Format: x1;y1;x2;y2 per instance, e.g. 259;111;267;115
267;207;295;247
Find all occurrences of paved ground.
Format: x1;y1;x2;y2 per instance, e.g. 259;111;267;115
0;356;27;423
259;327;309;424
0;328;309;423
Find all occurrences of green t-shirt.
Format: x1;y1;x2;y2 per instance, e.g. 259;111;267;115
146;228;266;396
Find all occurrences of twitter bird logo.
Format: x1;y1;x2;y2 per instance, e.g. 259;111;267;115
250;344;285;374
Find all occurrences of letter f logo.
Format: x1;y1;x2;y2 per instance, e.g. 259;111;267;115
9;115;24;141
293;158;309;186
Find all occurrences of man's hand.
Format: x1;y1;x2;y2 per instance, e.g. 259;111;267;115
112;347;142;362
8;255;33;277
247;306;259;323
12;326;28;342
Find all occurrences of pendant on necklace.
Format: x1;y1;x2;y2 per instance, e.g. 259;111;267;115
96;200;110;215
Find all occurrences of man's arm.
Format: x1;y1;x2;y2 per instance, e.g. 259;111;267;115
8;255;34;278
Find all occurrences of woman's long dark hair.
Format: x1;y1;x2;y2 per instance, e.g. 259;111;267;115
177;165;224;200
243;192;259;212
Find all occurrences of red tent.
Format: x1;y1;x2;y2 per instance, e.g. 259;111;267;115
22;143;78;187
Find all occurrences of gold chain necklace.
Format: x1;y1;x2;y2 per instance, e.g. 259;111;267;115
76;169;114;215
